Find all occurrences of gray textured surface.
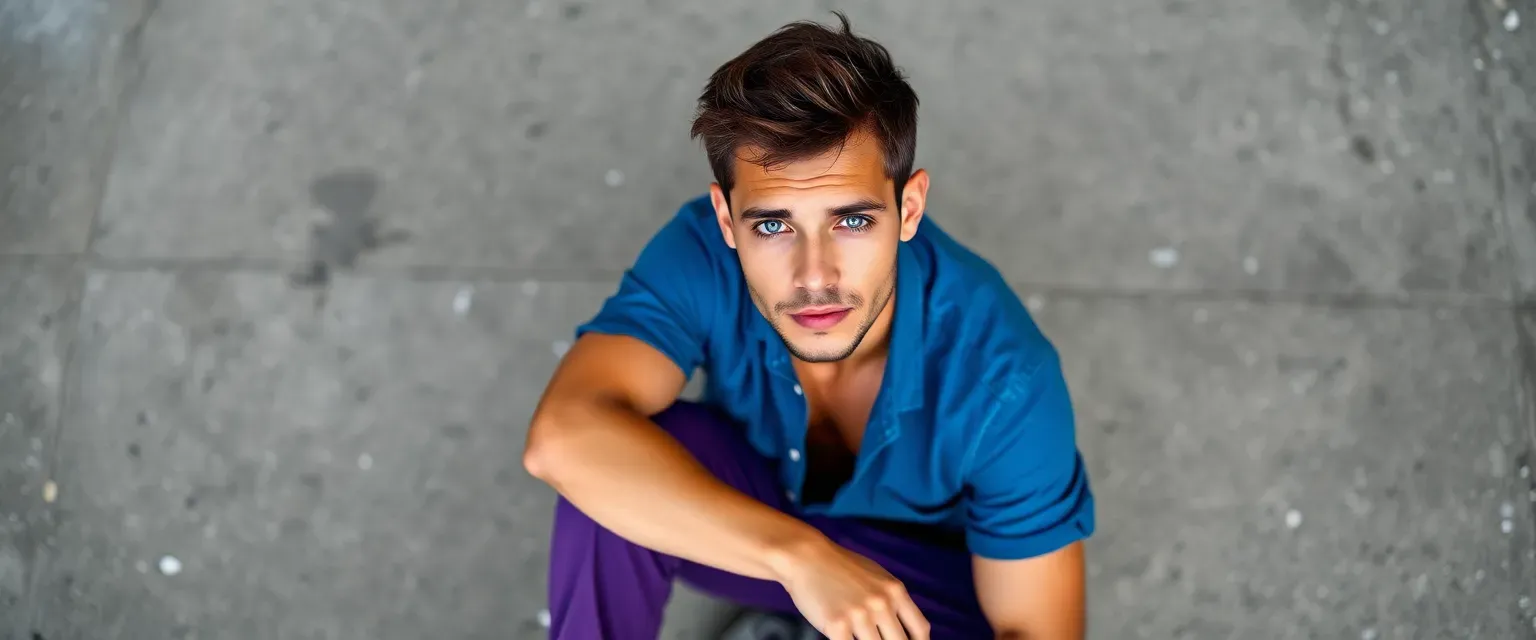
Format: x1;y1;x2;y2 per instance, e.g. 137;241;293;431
0;0;156;255
0;266;71;637
1034;294;1535;638
2;0;1535;638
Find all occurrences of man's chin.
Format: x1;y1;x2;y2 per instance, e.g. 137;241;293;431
783;335;857;363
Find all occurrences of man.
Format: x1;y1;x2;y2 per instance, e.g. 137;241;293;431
524;13;1094;640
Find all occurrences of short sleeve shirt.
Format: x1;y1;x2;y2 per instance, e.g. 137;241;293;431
577;195;1095;560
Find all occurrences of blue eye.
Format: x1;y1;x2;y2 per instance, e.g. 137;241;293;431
840;216;874;232
755;220;786;236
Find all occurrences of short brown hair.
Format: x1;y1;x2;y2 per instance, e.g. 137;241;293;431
689;12;919;202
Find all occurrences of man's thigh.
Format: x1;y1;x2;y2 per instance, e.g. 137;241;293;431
653;402;990;634
676;516;993;637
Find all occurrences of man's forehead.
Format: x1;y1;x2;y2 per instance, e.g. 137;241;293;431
729;142;891;210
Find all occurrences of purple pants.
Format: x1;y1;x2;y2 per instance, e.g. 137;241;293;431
546;402;993;639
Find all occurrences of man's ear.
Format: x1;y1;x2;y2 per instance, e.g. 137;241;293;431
709;183;737;250
898;169;930;242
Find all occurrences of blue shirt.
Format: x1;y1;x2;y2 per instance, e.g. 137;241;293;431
576;195;1095;560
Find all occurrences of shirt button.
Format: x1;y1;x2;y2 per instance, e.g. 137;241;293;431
788;448;801;462
786;490;797;501
792;384;803;396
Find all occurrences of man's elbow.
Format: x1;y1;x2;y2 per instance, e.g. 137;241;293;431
522;408;574;483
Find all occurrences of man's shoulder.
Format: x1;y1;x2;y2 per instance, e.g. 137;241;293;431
651;194;731;256
634;194;743;293
914;219;1059;390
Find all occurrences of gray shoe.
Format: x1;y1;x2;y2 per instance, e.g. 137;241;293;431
717;610;820;640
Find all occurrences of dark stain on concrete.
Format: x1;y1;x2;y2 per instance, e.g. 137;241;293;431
292;169;409;289
1286;228;1356;289
299;472;325;496
562;3;584;20
525;121;548;139
1350;135;1375;163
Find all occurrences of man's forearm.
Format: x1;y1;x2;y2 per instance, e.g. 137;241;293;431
524;397;823;581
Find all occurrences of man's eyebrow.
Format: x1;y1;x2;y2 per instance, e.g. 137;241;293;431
829;199;887;216
738;199;886;220
739;207;792;220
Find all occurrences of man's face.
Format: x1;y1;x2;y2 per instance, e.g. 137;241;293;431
709;130;928;363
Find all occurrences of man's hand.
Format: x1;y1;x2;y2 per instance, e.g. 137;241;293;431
769;535;931;640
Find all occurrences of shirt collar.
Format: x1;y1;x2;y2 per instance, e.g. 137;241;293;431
887;240;927;413
751;240;928;414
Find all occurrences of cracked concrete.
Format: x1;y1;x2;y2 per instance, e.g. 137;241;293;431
3;0;1536;638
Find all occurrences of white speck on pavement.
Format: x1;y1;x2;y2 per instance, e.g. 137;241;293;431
453;287;474;315
159;555;182;576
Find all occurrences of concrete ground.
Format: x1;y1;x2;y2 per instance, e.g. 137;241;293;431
3;0;1535;637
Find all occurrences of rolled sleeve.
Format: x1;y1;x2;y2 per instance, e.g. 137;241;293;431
575;201;721;377
965;352;1096;560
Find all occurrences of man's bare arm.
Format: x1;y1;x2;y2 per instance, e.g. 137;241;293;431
522;333;824;580
973;541;1086;639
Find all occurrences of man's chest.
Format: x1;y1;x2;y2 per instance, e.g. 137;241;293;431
700;343;980;523
798;377;880;504
800;370;882;453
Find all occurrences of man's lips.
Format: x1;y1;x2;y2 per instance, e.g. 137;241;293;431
788;307;852;330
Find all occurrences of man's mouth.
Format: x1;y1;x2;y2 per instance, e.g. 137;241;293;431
788;306;853;330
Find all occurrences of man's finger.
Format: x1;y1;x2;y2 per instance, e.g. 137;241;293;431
873;607;910;640
822;620;852;640
893;593;931;640
849;611;882;640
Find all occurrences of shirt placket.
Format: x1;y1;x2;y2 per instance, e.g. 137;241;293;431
768;353;809;506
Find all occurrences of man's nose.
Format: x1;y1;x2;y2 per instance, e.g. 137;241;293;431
792;234;838;292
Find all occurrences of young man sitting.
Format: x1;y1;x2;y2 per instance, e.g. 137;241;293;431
524;13;1095;640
